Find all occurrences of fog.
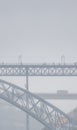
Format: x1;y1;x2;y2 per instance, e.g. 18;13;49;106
0;0;77;129
0;100;43;130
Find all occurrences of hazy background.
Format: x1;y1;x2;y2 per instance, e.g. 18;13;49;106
0;0;77;129
0;0;77;62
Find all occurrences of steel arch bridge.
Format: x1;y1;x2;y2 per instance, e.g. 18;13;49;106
0;79;74;130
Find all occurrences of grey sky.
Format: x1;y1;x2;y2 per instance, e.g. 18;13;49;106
0;0;77;62
0;0;77;112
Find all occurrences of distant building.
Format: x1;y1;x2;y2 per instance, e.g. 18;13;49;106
68;107;77;123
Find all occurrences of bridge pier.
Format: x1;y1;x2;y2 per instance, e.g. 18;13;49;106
26;68;29;130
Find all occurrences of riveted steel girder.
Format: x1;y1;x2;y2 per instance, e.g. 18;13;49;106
0;64;77;76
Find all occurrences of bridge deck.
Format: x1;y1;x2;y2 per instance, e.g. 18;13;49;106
37;93;77;99
0;63;77;76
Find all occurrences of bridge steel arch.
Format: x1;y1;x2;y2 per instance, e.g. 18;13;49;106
0;79;74;130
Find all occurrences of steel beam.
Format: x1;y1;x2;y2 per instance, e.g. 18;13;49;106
0;63;77;76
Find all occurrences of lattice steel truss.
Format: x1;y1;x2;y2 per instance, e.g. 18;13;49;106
0;64;77;76
0;79;74;130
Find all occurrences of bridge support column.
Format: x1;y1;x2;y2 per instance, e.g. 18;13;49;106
26;68;29;130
